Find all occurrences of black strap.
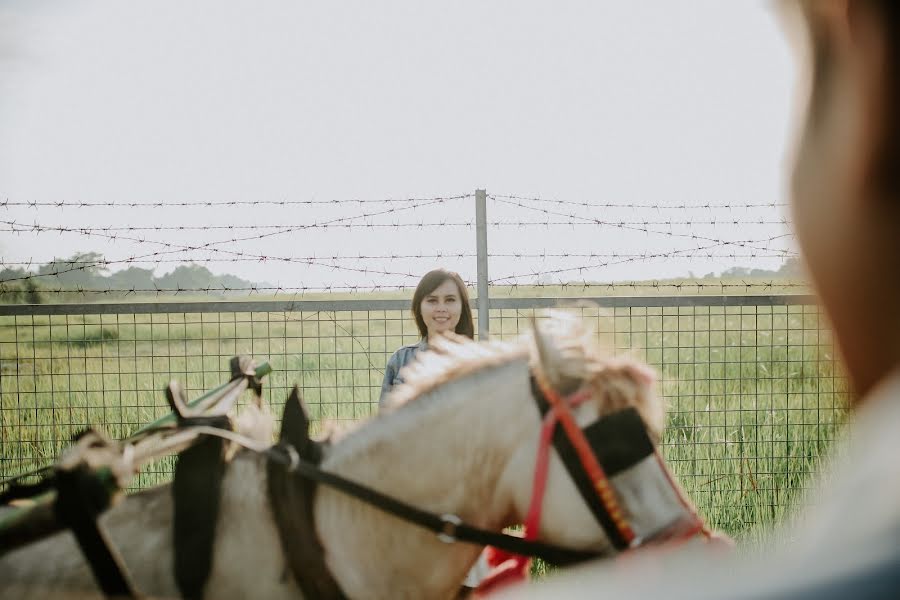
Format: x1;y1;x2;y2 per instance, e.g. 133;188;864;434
54;465;140;599
530;376;631;551
0;476;55;506
267;444;603;567
172;415;231;600
267;386;347;599
581;408;654;477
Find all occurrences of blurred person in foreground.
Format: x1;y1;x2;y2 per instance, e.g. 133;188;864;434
502;1;900;598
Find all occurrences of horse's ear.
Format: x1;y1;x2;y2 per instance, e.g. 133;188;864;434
530;316;554;376
530;316;582;395
280;385;312;447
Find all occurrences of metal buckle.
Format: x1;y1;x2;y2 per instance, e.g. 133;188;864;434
284;444;300;472
437;514;462;543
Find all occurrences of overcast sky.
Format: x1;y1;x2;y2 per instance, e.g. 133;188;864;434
0;1;798;292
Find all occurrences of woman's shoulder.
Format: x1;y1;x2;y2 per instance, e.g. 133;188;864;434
387;340;427;368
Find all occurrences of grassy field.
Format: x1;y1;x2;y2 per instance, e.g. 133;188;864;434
0;287;848;547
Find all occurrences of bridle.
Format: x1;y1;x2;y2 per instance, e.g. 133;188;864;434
525;367;716;554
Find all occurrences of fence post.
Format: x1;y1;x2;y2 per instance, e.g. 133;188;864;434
475;189;490;340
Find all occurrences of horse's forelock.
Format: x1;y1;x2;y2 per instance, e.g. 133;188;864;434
588;356;665;443
531;312;664;441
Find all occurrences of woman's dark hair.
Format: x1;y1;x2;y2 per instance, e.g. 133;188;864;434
411;269;474;339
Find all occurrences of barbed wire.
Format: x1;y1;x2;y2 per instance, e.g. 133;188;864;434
0;198;452;284
0;193;787;211
490;193;789;211
0;194;472;209
1;191;801;296
523;281;809;291
0;251;424;286
0;230;427;285
490;197;793;253
0;283;419;295
0;280;809;297
1;195;448;244
0;217;789;234
490;244;795;284
0;212;795;288
2;226;795;288
0;250;797;268
0;193;788;211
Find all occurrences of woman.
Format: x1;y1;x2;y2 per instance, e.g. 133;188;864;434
378;268;486;595
379;268;474;408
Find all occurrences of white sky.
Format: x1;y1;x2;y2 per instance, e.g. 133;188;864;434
0;0;799;292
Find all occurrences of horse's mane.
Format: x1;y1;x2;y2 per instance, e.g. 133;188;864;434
382;312;663;439
382;333;527;411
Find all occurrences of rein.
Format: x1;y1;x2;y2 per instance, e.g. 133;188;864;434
266;442;603;567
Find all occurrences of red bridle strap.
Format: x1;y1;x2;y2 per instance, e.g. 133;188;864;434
530;371;636;546
523;407;559;539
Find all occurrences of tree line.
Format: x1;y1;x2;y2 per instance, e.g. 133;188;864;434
0;252;262;304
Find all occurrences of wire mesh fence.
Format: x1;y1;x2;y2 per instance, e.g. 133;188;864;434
0;295;849;539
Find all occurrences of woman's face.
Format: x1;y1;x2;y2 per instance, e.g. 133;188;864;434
419;278;462;338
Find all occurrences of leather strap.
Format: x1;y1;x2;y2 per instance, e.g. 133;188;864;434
267;386;347;599
54;465;139;598
267;444;602;567
172;415;231;600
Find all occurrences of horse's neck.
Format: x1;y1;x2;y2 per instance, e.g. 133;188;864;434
316;358;537;599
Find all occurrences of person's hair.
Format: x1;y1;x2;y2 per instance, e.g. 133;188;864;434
797;0;900;199
410;269;474;339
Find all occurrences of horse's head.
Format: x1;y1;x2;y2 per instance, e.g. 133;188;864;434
496;311;678;557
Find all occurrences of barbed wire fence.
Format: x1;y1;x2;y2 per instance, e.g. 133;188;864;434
1;189;801;298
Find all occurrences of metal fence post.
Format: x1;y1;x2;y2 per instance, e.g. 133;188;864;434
475;189;489;340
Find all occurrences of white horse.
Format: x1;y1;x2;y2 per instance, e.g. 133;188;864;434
0;314;665;599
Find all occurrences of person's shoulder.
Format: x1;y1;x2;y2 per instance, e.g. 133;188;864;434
387;341;425;365
389;342;419;356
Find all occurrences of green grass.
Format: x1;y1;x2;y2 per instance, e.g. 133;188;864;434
0;295;848;547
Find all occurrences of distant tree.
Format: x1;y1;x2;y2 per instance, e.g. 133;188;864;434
24;280;44;304
2;255;266;302
154;264;256;293
721;266;752;278
156;264;216;290
107;266;155;290
0;266;28;281
0;283;22;303
778;257;803;277
0;267;34;304
38;252;109;287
